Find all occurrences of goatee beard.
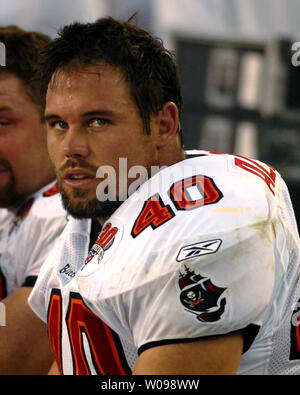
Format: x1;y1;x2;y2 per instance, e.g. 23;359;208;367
60;185;123;220
57;157;123;220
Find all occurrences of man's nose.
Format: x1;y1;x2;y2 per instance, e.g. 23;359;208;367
63;127;90;159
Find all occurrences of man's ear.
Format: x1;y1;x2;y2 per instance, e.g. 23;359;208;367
154;102;179;149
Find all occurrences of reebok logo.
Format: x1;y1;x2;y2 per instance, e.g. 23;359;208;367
176;239;222;262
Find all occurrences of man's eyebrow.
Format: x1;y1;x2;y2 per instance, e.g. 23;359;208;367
82;110;115;117
43;110;116;123
43;113;60;122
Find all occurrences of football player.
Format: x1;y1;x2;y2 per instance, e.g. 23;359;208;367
29;17;300;374
0;27;67;374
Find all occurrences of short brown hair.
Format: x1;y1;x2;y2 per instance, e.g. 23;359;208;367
37;17;183;144
0;25;51;107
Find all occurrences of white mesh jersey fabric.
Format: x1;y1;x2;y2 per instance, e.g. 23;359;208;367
119;337;138;371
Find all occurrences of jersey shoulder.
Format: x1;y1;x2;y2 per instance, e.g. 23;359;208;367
123;152;282;236
0;209;14;228
78;152;284;299
186;151;280;197
31;182;66;220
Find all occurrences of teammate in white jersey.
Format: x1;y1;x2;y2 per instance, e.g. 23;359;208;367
29;17;300;374
0;27;68;374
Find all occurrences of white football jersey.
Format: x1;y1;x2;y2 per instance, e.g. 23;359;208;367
0;209;13;229
29;152;300;375
0;181;68;298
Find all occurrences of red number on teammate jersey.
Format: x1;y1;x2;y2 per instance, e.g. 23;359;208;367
47;290;131;375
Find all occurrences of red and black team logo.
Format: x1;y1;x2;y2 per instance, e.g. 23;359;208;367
84;223;118;266
178;266;226;322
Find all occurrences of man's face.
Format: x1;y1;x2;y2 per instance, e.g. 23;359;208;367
0;74;54;207
45;64;159;221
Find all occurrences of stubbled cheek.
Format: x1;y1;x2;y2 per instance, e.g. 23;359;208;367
47;142;62;168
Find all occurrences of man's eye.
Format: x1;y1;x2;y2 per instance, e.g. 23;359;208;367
51;120;68;130
0;120;12;127
89;118;109;128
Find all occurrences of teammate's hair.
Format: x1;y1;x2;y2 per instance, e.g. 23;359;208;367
0;25;51;108
37;16;184;144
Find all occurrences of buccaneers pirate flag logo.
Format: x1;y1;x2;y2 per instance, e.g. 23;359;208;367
178;266;226;322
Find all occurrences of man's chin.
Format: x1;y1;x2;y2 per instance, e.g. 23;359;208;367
60;191;123;220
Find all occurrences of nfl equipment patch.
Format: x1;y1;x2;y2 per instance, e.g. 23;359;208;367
84;222;118;266
79;220;123;277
